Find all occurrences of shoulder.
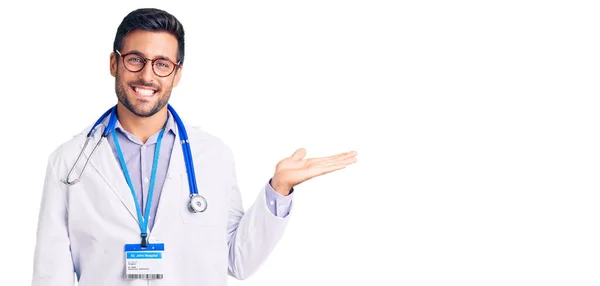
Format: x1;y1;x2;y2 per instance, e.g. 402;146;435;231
184;124;235;161
46;125;98;169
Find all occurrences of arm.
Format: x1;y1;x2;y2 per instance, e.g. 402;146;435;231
226;150;291;280
226;147;357;280
31;156;75;285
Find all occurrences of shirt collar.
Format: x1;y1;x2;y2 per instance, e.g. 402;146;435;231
113;109;176;143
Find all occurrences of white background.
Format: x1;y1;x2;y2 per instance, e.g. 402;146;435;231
0;0;599;285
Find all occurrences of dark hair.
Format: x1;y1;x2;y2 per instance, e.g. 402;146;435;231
113;8;185;65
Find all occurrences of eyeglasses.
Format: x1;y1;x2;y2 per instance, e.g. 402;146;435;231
115;50;180;77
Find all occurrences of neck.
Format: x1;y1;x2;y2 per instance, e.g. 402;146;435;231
116;104;167;143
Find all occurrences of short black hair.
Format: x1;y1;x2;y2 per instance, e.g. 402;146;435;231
113;8;185;65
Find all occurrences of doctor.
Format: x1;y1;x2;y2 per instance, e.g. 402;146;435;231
31;7;357;286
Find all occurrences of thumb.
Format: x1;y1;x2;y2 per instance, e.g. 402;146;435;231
291;148;306;160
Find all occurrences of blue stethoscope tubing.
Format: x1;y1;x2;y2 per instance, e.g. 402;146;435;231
62;104;207;214
167;105;207;213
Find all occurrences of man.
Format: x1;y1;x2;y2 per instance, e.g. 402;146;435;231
31;7;357;286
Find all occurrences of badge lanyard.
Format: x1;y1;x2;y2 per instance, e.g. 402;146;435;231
113;126;166;247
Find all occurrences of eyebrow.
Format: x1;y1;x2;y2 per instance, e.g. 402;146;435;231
124;49;177;63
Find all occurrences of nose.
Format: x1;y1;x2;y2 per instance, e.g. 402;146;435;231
139;61;155;83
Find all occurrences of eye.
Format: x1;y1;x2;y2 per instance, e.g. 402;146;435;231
125;55;144;65
154;60;172;69
129;57;142;63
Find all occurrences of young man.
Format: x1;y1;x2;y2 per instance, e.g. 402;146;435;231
31;8;357;286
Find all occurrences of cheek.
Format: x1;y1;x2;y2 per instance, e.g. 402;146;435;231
117;74;133;89
157;80;171;92
117;78;128;91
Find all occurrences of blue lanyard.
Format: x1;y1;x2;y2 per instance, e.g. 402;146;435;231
112;126;165;247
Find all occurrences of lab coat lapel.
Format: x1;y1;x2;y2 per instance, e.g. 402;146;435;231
153;126;185;230
78;125;140;224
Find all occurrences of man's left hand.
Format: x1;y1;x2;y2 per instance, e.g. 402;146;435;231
270;148;358;196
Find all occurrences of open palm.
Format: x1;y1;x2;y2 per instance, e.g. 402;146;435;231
271;148;358;194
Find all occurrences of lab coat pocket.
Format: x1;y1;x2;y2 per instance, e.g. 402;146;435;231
178;173;220;226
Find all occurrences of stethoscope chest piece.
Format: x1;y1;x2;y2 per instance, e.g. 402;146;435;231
189;194;208;213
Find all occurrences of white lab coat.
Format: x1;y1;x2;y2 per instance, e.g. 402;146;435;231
31;118;291;286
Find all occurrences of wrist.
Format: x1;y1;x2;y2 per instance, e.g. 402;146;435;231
270;177;292;196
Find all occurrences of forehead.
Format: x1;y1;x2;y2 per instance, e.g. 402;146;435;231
121;30;178;59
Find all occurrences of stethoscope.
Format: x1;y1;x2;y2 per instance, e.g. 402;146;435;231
62;104;207;214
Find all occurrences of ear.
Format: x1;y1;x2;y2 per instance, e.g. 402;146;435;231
172;65;183;87
110;52;117;77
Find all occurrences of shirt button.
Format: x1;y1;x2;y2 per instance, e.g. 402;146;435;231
269;201;275;206
144;177;150;184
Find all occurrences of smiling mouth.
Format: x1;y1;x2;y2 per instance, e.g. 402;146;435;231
131;86;158;97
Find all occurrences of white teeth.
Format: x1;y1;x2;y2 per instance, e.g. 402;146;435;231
134;87;155;96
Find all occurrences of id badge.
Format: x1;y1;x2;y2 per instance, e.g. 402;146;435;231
124;243;165;279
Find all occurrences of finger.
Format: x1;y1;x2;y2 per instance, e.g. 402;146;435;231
308;157;357;177
320;156;357;168
309;164;350;177
291;148;307;160
312;153;358;166
311;151;357;163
